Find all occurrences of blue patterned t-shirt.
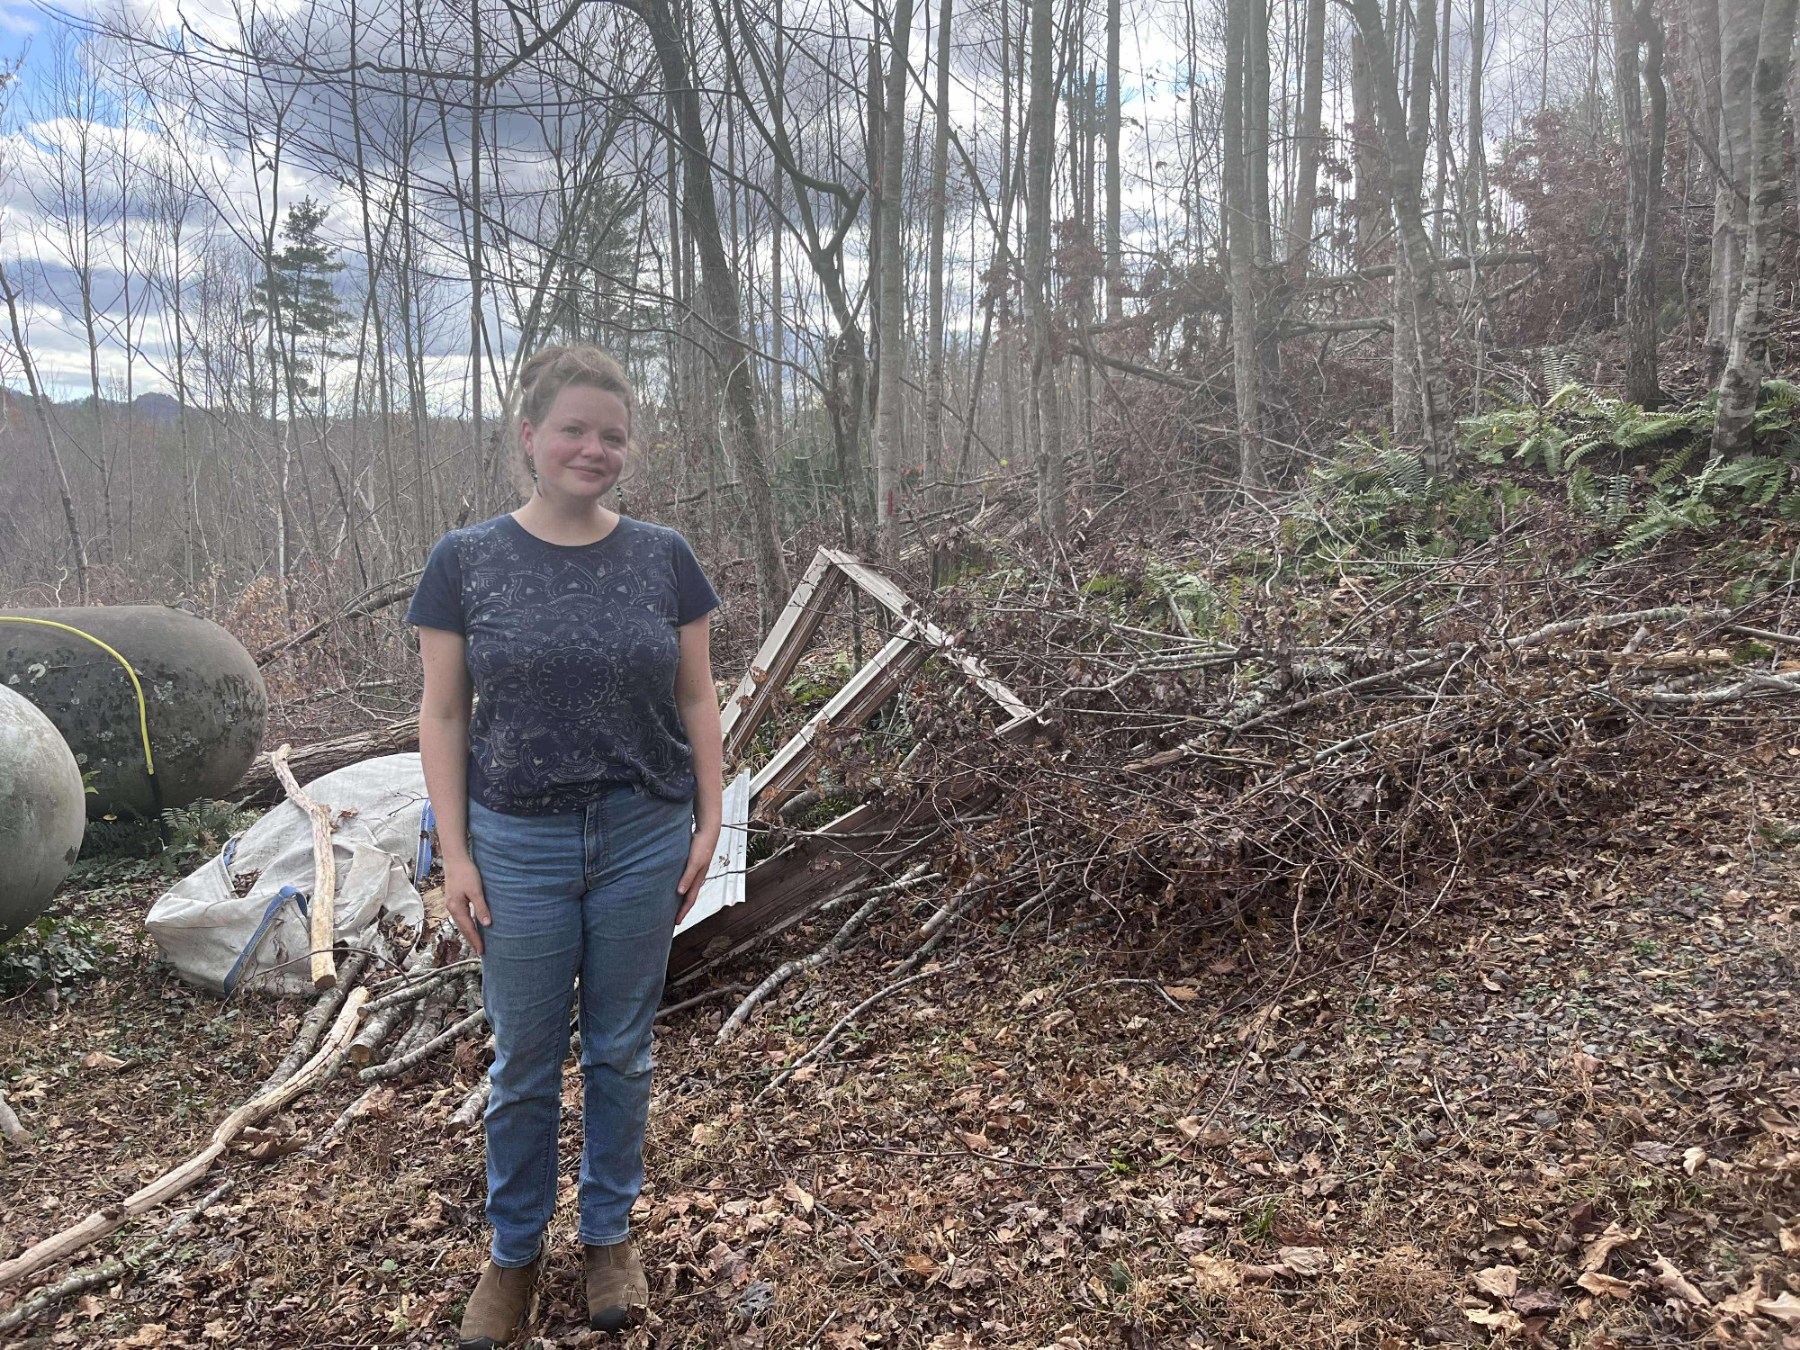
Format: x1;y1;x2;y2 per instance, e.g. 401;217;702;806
405;513;721;815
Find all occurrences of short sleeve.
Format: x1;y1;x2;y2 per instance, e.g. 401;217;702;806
671;533;721;625
406;533;466;633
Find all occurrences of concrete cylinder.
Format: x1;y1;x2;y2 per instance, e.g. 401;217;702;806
0;607;268;820
0;683;86;941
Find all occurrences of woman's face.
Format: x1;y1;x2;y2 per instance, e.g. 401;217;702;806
521;383;630;502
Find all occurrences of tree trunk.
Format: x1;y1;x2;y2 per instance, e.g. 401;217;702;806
1025;0;1066;534
1225;0;1265;491
0;258;90;603
1351;0;1458;474
1350;31;1389;253
1287;0;1328;279
1706;0;1759;376
874;0;916;563
635;0;791;621
1104;0;1122;321
1713;0;1799;454
1614;0;1668;407
923;0;954;513
1466;0;1490;236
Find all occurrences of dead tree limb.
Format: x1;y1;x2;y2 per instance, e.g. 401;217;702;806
303;1085;388;1157
252;571;421;667
717;864;935;1043
257;948;373;1093
756;962;962;1102
0;1181;233;1335
0;988;369;1292
236;717;421;807
448;1082;491;1130
895;874;988;977
358;1007;487;1084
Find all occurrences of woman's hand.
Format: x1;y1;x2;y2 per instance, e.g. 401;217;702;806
444;855;491;956
675;822;721;925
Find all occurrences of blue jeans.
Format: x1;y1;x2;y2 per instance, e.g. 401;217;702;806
467;788;693;1268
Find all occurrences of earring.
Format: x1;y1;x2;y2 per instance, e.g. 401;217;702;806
526;458;539;482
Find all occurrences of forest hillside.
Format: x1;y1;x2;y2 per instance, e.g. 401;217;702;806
2;0;1799;1344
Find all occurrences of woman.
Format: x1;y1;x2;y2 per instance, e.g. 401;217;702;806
407;345;723;1347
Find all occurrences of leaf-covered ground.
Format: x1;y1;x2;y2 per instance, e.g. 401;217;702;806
3;748;1798;1349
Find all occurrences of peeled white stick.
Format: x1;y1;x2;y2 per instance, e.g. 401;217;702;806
269;742;339;991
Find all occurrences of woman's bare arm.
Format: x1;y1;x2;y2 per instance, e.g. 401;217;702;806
672;616;723;922
417;626;488;953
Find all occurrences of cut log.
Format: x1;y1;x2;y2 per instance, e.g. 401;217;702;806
236;716;420;807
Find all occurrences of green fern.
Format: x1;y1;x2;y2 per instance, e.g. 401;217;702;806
1541;349;1578;394
1615;497;1719;555
1563;436;1607;472
1648;442;1697;487
1709;455;1787;506
1379;450;1428;497
1566;465;1600;515
1760;377;1800;410
1604;473;1633;528
1516;426;1567;470
1547;380;1588;411
1615;408;1705;449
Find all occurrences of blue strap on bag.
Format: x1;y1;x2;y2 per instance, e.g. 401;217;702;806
223;885;309;997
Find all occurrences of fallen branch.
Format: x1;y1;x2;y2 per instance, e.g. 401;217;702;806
0;988;369;1292
1624;670;1800;704
895;875;988;977
448;1082;490;1130
363;958;479;1014
1302;250;1540;289
236;716;421;807
358;1007;486;1083
253;572;421;667
0;1181;233;1335
656;983;751;1021
258;948;373;1093
268;743;340;991
757;962;962;1102
717;864;935;1043
303;1084;389;1158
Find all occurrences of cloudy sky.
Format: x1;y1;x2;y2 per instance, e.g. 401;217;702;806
0;0;1574;409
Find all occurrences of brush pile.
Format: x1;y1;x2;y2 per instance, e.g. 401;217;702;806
844;509;1799;961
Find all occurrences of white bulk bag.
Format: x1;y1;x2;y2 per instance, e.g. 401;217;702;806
146;754;430;996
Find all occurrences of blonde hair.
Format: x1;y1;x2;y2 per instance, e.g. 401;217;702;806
512;344;637;492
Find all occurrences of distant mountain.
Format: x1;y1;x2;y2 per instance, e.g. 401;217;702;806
131;392;183;424
29;389;195;422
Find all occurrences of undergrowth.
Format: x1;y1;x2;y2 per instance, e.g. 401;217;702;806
1458;376;1800;556
0;915;115;998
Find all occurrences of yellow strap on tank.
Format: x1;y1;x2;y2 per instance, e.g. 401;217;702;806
0;616;157;778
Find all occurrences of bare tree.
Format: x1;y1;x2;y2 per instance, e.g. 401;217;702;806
1025;0;1065;533
1350;0;1458;474
1225;0;1265;490
1613;0;1667;407
873;0;916;561
1712;0;1798;454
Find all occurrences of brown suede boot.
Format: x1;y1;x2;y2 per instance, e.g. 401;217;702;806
584;1239;649;1332
457;1256;540;1349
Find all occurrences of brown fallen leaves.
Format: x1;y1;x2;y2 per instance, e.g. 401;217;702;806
1187;1244;1333;1291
